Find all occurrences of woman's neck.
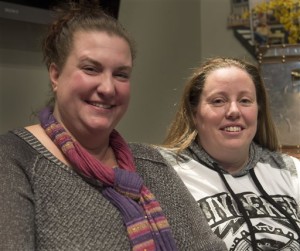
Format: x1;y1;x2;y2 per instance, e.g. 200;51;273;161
88;145;118;168
216;156;249;175
202;145;250;175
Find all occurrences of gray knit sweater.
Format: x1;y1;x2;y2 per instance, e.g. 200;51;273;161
0;128;227;251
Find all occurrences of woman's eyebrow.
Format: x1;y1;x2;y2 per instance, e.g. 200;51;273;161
80;57;132;71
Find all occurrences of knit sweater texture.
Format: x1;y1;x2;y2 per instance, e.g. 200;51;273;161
0;128;227;251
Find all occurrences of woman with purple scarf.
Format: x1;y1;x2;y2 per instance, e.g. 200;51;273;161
0;1;226;251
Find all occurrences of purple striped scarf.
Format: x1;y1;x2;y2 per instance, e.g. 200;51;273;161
39;107;177;251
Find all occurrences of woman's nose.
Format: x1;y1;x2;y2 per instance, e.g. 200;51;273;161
97;73;115;96
225;102;240;119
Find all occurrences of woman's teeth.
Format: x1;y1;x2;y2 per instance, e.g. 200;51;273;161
224;126;241;132
89;102;112;109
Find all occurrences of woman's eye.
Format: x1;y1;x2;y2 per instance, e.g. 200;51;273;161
115;72;130;81
240;98;252;105
83;66;98;74
212;98;225;106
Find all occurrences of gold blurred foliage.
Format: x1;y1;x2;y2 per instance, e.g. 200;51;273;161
253;0;300;44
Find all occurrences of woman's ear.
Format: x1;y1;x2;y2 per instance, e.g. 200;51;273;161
49;63;59;92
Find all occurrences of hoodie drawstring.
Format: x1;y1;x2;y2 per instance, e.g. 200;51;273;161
249;168;300;240
213;163;258;251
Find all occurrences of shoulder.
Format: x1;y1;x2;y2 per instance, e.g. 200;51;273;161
0;130;35;250
260;146;292;169
282;154;300;176
0;130;21;143
0;129;31;153
129;143;166;164
290;156;300;166
128;143;177;183
0;128;43;173
259;146;300;176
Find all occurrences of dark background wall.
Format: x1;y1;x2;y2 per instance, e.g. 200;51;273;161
0;0;252;144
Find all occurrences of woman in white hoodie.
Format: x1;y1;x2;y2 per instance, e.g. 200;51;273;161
159;57;300;251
